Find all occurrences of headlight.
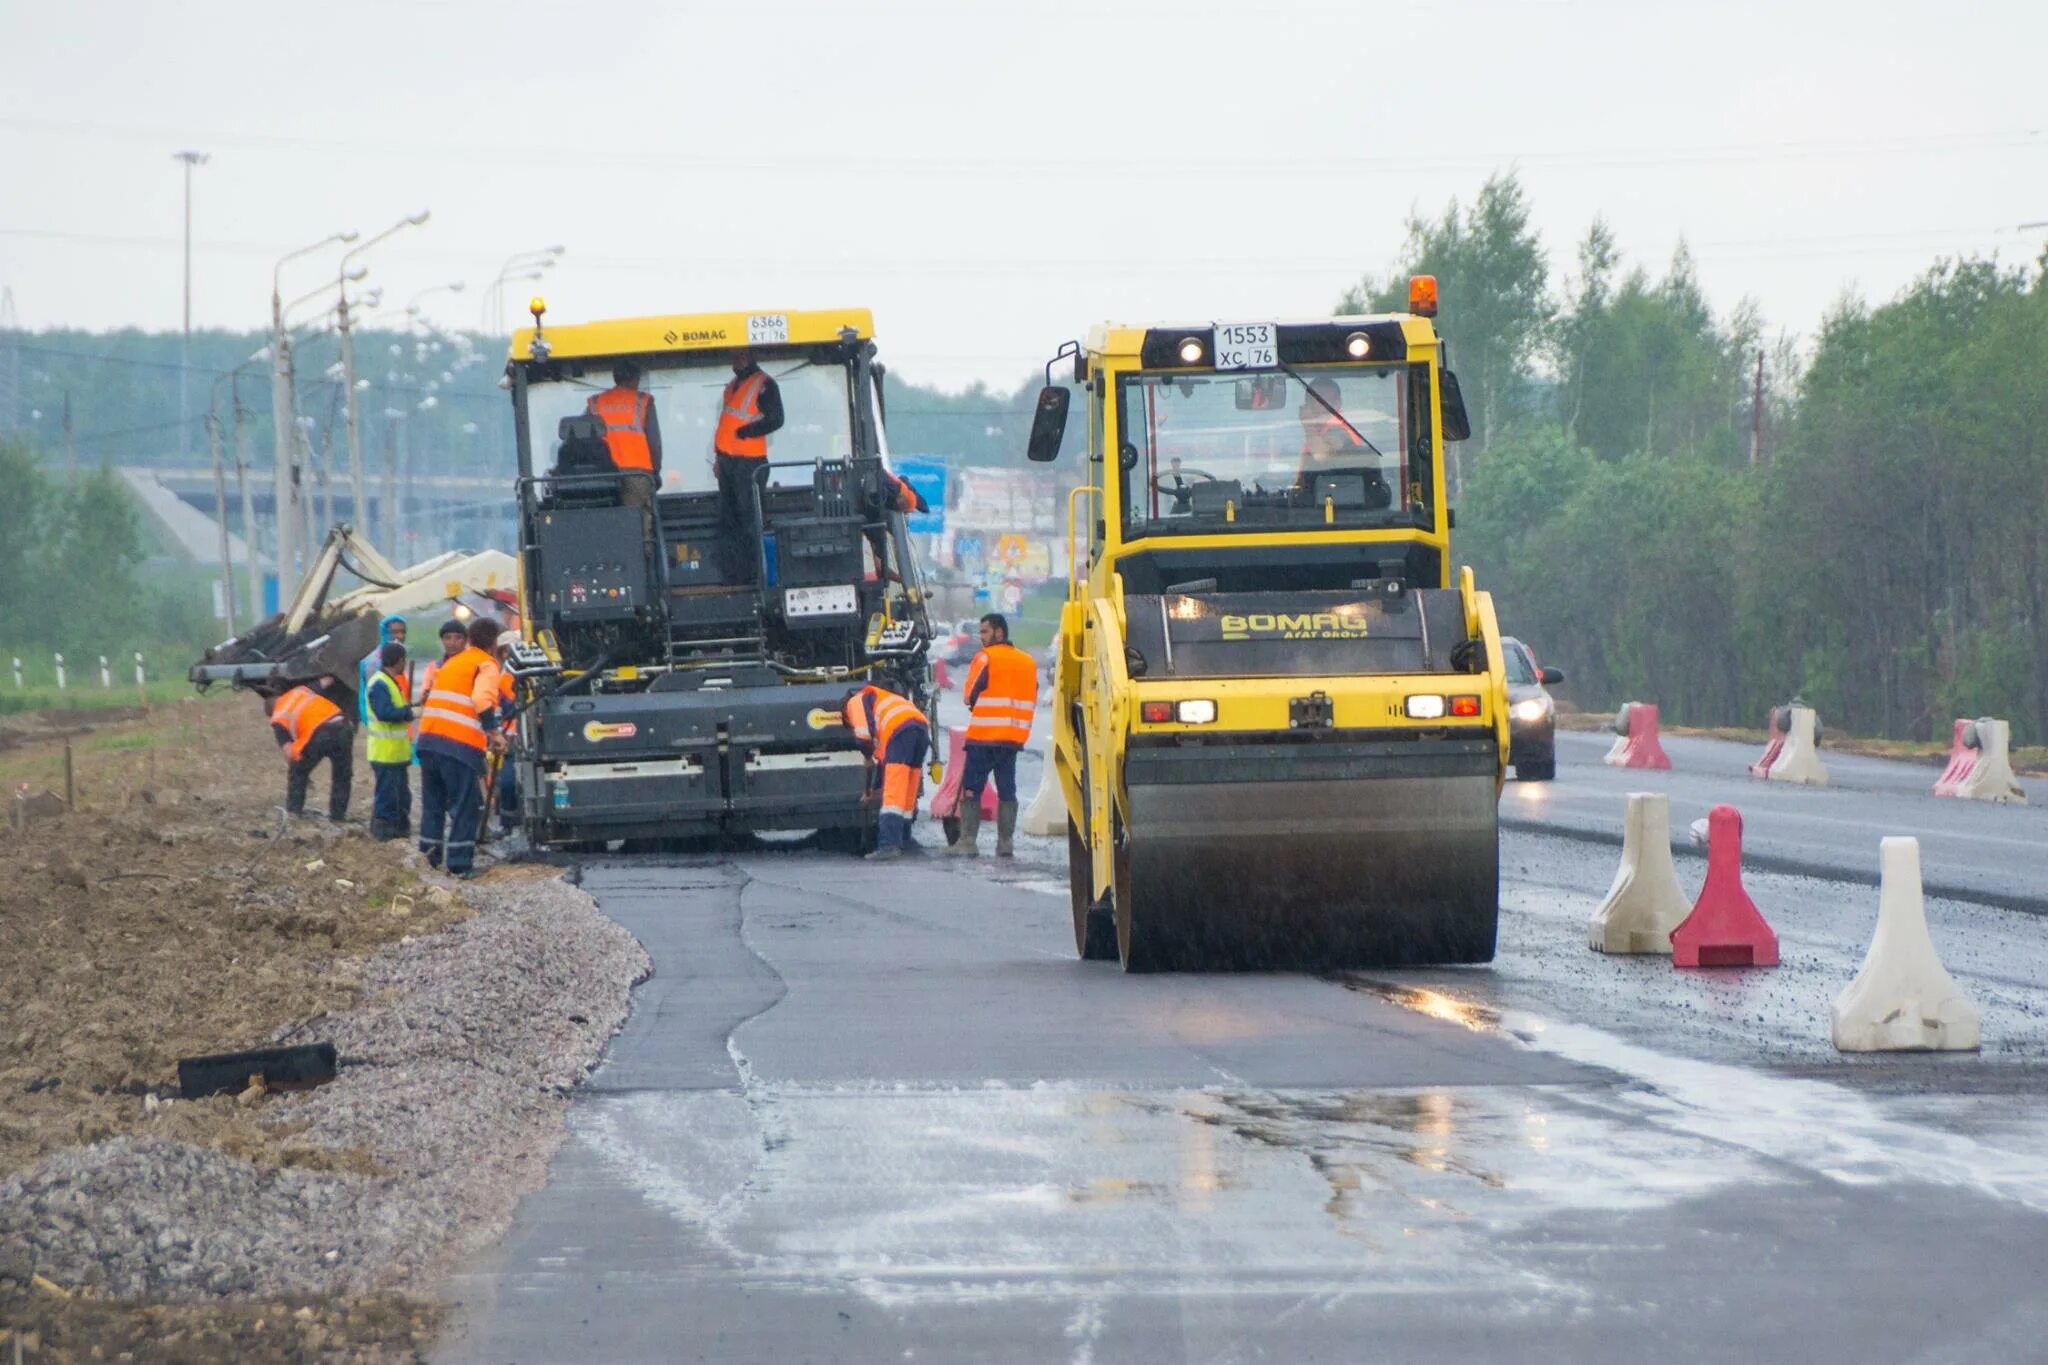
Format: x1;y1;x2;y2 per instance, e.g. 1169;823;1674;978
1176;699;1217;725
1512;698;1551;723
1404;695;1446;720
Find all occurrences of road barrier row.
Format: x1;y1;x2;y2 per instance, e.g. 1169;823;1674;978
1583;793;1981;1052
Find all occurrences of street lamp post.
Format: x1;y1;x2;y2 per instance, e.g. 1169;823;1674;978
205;372;237;635
272;230;358;593
173;151;208;460
337;211;430;550
485;247;563;332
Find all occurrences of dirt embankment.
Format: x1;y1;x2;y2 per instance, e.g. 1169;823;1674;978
0;698;648;1361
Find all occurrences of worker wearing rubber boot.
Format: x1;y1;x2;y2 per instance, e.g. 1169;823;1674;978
268;674;353;822
843;683;930;860
712;349;784;583
416;617;505;878
585;361;663;507
364;641;415;841
950;612;1037;859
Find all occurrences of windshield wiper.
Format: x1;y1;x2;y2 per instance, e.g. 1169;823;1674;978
1276;359;1385;462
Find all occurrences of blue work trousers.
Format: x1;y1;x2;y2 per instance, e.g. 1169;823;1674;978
370;761;413;839
960;740;1020;803
419;750;484;873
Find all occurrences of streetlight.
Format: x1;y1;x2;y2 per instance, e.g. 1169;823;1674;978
271;230;358;590
485;247;564;331
407;280;466;328
337;211;430;549
173;150;209;461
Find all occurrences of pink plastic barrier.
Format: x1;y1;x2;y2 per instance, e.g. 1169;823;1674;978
1611;702;1673;770
928;725;999;821
1749;705;1785;779
1932;719;1976;797
1671;805;1780;968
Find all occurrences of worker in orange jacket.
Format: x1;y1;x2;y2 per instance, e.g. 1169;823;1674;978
267;673;353;821
842;683;930;861
948;612;1038;859
712;349;784;582
415;617;506;877
585;360;663;506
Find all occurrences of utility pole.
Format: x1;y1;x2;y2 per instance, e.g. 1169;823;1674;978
272;231;358;596
1749;349;1764;468
206;399;236;635
232;373;262;619
172;151;209;461
382;408;400;552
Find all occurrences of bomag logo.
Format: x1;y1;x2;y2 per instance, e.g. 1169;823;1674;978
1220;612;1371;641
673;329;728;343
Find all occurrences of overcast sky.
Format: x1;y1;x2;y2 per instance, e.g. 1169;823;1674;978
2;0;2043;392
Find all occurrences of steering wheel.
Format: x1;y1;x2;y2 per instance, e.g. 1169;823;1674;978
1148;467;1221;514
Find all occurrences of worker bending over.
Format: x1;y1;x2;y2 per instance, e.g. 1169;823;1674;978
364;641;415;841
585;360;663;505
416;617;506;878
949;612;1037;859
268;674;353;822
842;683;930;861
712;348;784;582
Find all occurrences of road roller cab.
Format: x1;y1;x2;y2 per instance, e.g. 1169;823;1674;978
1028;281;1511;970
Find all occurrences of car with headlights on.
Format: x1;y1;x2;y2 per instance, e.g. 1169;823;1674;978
1501;636;1563;780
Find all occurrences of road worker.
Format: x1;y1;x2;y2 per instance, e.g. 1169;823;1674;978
842;683;931;860
712;348;785;582
585;360;663;506
415;616;505;878
268;673;353;822
356;615;406;724
948;612;1038;859
1294;377;1391;508
363;640;415;840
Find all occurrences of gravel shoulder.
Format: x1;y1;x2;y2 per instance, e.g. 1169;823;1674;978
1;702;650;1361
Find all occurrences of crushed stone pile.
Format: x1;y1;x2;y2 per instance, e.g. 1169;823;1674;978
0;870;650;1301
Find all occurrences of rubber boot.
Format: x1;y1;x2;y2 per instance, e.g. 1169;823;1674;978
996;801;1019;859
948;801;981;857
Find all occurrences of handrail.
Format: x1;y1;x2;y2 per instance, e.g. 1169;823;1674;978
1066;483;1098;601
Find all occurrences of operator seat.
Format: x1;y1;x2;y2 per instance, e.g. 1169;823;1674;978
547;414;654;509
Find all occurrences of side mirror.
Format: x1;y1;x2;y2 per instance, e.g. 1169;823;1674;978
1025;386;1069;463
1539;666;1564;686
1439;369;1472;442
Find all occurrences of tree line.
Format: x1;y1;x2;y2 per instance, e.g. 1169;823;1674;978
1361;173;2047;743
0;439;217;663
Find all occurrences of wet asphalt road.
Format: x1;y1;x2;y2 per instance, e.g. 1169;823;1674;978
442;736;2048;1363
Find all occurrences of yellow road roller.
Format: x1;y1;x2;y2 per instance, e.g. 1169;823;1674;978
1026;279;1510;970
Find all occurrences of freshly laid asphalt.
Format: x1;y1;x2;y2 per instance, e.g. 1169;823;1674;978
442;725;2048;1365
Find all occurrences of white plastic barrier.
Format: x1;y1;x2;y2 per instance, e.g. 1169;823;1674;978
1831;837;1981;1051
1589;792;1690;955
1766;705;1830;786
1603;703;1631;765
1019;750;1065;837
1955;718;2027;804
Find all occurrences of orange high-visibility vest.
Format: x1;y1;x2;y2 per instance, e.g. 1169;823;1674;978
417;646;500;754
964;643;1038;747
843;685;927;752
271;684;343;761
715;371;769;459
587;387;653;472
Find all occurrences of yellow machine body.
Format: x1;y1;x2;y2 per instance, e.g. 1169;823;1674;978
1041;309;1510;970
